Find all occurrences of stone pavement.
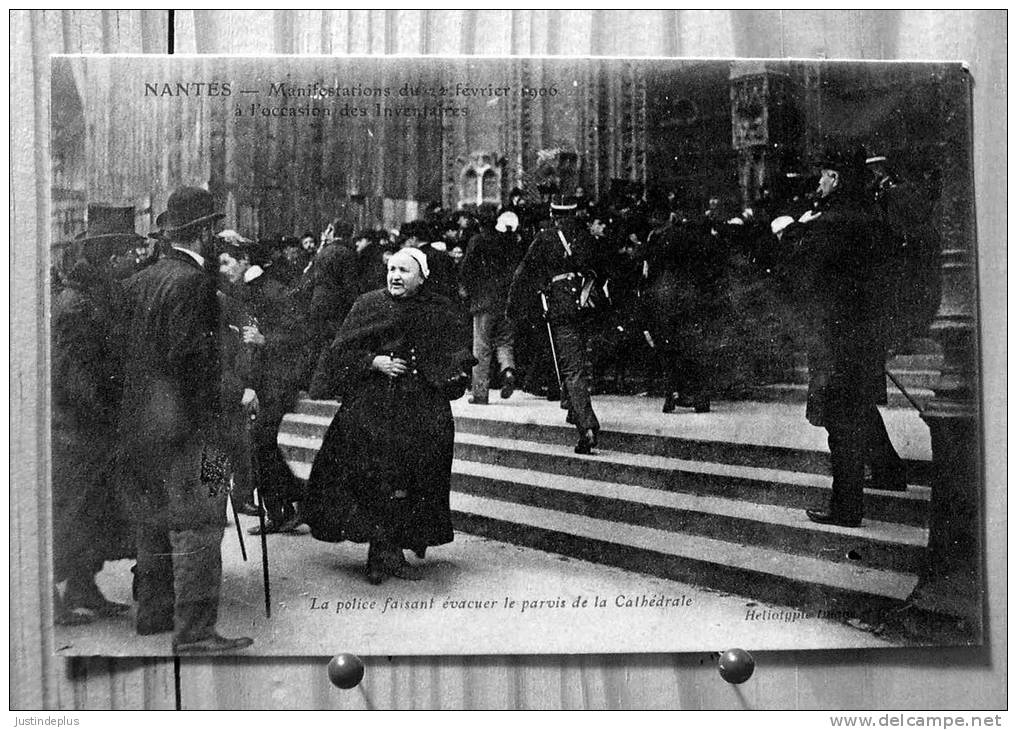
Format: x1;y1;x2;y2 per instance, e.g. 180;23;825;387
55;515;901;658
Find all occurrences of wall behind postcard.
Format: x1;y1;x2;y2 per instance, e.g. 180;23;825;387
10;9;1006;710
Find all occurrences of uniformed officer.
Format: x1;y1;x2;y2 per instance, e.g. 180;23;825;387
508;195;601;454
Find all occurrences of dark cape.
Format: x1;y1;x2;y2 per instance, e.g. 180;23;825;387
302;288;473;547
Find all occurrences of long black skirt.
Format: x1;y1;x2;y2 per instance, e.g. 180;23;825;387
302;374;455;549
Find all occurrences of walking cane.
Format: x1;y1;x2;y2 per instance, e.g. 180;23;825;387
884;365;925;414
228;486;248;562
249;419;272;618
539;291;565;397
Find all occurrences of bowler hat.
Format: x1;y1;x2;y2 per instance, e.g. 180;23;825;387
54;204;144;249
161;186;224;234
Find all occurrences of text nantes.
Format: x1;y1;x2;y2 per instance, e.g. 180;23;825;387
145;82;232;97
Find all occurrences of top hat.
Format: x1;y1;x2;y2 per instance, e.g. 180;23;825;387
54;204;145;249
161;186;224;234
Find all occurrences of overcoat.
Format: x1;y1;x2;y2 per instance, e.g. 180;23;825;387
227;268;307;504
115;248;226;529
51;260;134;577
793;194;890;426
419;243;457;302
230;269;307;404
303;288;473;548
305;242;359;336
298;242;360;385
459;228;524;315
215;289;256;477
641;220;726;355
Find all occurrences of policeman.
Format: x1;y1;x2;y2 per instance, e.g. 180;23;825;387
508;195;601;454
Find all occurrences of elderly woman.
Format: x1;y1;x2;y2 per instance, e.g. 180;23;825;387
303;248;474;584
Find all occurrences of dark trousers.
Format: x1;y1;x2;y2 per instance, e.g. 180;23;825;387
134;523;225;644
825;402;904;519
222;420;254;507
655;333;709;402
552;320;600;434
121;433;228;644
251;378;303;521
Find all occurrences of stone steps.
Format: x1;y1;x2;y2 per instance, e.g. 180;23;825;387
279;397;931;612
748;381;934;411
286;400;933;485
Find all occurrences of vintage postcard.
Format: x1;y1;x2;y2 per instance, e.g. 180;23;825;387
48;55;982;656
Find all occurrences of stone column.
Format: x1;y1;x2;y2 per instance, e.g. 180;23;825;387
915;65;982;627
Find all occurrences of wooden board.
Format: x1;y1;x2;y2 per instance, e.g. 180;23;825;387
10;9;1007;710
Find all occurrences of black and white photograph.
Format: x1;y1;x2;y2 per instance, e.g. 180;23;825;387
46;53;984;658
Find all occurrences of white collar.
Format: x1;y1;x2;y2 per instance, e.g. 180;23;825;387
243;264;264;284
171;245;205;268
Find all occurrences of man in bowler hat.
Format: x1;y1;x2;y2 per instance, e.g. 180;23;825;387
793;146;907;528
116;186;253;653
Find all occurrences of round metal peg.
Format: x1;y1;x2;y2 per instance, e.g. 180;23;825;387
717;648;755;684
327;653;365;689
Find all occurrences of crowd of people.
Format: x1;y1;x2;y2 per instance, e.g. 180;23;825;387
50;144;940;652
